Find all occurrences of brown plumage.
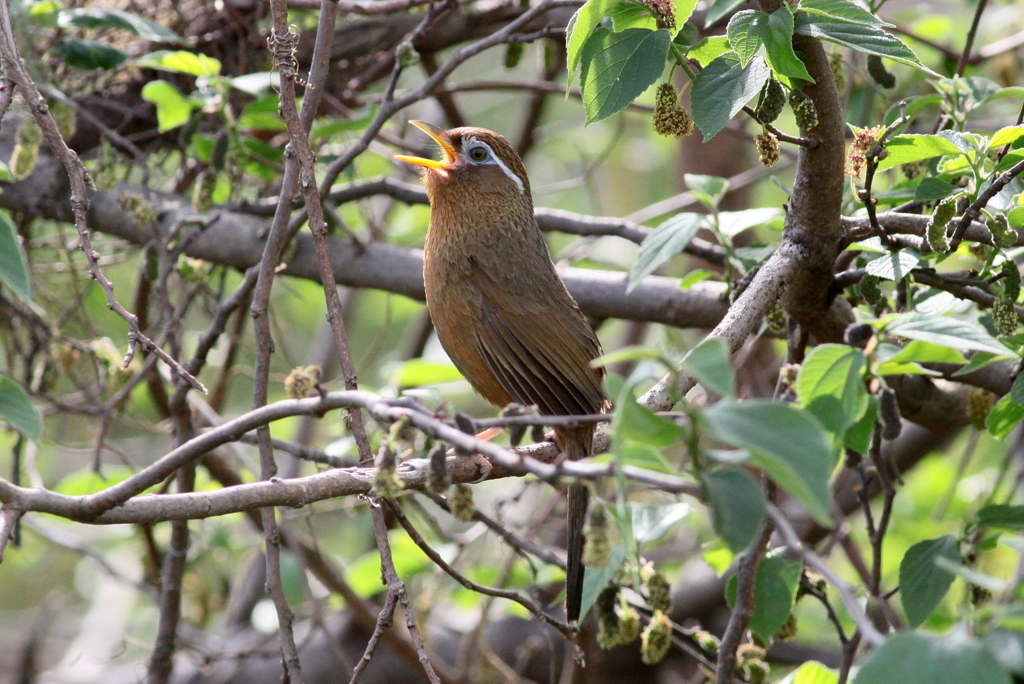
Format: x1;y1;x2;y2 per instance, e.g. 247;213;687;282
396;122;605;623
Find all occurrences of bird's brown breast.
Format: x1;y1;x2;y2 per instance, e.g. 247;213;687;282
423;205;605;420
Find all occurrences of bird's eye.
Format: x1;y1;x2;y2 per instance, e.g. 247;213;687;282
467;145;489;162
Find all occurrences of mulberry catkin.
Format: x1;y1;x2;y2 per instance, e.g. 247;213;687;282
789;89;818;130
867;55;896;89
755;79;786;124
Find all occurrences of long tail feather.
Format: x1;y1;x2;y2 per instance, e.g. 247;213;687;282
565;482;588;623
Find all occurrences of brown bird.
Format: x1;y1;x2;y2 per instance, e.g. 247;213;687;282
396;121;605;623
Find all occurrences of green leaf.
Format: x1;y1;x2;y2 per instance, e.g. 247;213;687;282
53;38;128;70
136;50;221;77
855;632;1012;684
691;52;769;141
608;0;658;31
797;344;868;436
566;0;619;86
614;387;684;447
392;360;464;388
952;351;1008;377
0;376;42;442
703;400;834;525
704;0;745;28
704;468;766;552
230;72;280;95
794;13;936;75
631;502;691;543
238;95;287;131
54;466;137;496
914;178;960;202
727;10;768;67
725;549;802;640
797;0;893;27
627;212;703;291
688;35;732;66
984;631;1024;678
58;7;185;44
990;125;1024;150
978;504;1024;530
843;395;877;454
681;337;735;398
886;340;966;365
765;6;813;81
884;313;1014;357
346;530;432;597
779;661;839;684
986;395;1024;440
865;250;921;281
877;134;967;171
578;544;628;619
580;28;671;124
0;211;31;302
716;207;782;237
899;535;959;628
141;80;197;132
685;173;730;209
680;269;715;290
1011;371;1024;406
672;0;699;34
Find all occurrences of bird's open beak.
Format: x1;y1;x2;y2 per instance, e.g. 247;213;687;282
395;121;456;170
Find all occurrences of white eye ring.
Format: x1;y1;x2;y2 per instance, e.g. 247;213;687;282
467;144;489;162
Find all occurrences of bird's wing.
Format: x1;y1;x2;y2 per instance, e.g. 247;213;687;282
469;266;604;418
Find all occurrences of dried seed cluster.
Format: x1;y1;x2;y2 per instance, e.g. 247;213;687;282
754;131;780;168
845;125;882;177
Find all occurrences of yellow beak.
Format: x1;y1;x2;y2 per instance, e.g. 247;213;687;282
395;121;456;170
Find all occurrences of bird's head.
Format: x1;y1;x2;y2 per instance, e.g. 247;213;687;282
396;121;531;203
